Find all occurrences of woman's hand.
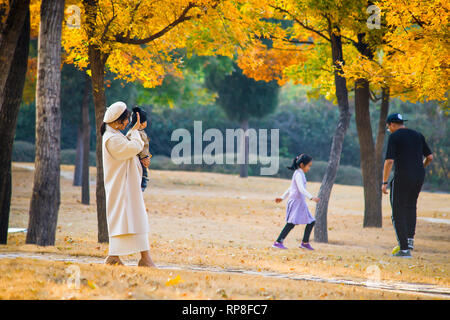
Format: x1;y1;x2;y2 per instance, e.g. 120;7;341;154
131;112;140;131
275;198;283;203
141;156;150;168
311;197;320;203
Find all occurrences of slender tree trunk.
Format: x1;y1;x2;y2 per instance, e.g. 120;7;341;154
89;47;109;242
73;125;83;186
240;118;249;178
0;0;30;113
354;33;382;228
0;10;29;244
355;78;382;227
81;73;91;205
375;87;390;187
74;73;92;188
26;0;64;246
314;25;351;243
84;0;109;242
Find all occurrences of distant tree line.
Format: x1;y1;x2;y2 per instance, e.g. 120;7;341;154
13;66;448;191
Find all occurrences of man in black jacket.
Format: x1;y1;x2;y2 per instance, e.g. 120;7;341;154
382;113;433;258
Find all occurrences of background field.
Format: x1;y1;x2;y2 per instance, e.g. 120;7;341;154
1;162;449;300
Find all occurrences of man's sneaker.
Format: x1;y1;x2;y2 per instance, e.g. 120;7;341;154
300;242;314;250
392;245;400;255
408;238;414;251
392;249;412;258
272;241;288;249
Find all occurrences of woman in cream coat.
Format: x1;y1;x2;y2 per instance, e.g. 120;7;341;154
101;101;155;267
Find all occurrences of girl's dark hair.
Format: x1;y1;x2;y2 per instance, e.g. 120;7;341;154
100;109;131;136
287;153;313;170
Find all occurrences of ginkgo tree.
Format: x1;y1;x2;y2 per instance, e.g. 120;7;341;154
236;0;364;242
338;0;449;227
236;0;448;241
343;0;449;105
61;0;260;242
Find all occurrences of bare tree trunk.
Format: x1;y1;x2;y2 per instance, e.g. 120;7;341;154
73;125;83;186
26;0;64;246
84;0;109;243
0;0;30;113
375;87;390;187
355;78;382;227
354;33;382;228
81;73;91;205
240;118;249;178
314;25;351;243
0;10;29;244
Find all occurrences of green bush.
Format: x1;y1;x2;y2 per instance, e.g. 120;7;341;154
12;140;35;162
149;154;363;186
12;141;97;166
60;149;96;166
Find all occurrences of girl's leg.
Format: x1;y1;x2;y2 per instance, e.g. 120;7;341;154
138;250;156;268
302;221;315;243
276;223;295;243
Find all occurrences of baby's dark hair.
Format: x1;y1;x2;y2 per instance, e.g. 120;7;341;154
287;153;313;170
130;106;148;128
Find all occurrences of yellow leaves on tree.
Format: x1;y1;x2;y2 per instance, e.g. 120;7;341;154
22;57;37;105
344;0;450;104
236;0;449;105
237;40;308;86
60;0;258;89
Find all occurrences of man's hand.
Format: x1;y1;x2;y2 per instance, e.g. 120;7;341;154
275;197;283;203
311;197;320;203
141;156;150;168
382;159;394;195
424;154;433;168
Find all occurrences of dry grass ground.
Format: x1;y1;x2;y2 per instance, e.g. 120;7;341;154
1;162;449;300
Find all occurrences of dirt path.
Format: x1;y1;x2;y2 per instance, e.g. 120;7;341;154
1;251;449;299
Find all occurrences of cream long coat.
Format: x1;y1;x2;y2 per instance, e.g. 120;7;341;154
102;125;149;237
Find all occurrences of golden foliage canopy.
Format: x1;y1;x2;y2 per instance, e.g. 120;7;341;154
59;0;259;88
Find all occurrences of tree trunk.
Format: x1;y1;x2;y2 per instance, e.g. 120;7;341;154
88;46;109;242
84;0;109;242
0;10;29;244
81;73;91;205
73;125;83;186
354;33;382;228
355;78;382;227
239;118;249;178
26;0;64;246
0;0;30;113
375;87;390;187
314;26;351;243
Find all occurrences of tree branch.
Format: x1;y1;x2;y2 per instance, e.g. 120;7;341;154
100;1;117;42
269;5;331;42
369;89;381;102
114;2;199;45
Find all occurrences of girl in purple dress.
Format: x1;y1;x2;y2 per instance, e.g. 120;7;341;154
273;154;320;250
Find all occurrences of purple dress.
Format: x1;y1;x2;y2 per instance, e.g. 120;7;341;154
285;170;315;225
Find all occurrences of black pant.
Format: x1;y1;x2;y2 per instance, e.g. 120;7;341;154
276;221;315;243
140;160;148;191
390;173;424;250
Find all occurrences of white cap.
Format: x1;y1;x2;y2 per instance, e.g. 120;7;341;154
103;101;127;123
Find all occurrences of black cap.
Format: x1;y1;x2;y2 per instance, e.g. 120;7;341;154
386;113;408;124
